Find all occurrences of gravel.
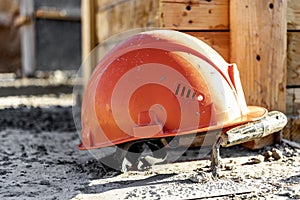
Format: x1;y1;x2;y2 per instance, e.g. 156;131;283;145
272;148;283;160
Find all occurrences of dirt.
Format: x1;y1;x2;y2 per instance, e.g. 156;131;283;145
0;106;300;200
0;106;76;132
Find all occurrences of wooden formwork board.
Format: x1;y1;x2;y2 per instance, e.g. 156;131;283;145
286;0;300;133
286;88;300;115
287;0;300;30
283;116;300;143
161;0;229;30
286;0;300;149
287;32;300;86
82;0;97;88
230;0;286;112
95;0;160;43
185;31;229;61
82;0;96;61
230;0;287;149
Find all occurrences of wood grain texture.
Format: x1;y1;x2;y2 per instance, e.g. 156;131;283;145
161;0;229;30
283;117;300;143
242;134;274;150
82;0;97;88
287;0;300;30
287;32;300;86
82;0;96;61
96;0;160;43
286;88;300;115
230;0;287;112
96;0;118;9
185;32;229;61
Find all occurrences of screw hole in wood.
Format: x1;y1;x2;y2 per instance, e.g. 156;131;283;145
186;5;191;11
256;55;261;61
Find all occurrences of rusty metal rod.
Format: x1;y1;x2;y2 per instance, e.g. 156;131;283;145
35;8;81;21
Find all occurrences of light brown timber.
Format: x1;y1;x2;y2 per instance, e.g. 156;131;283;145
82;0;97;89
287;0;300;30
287;32;300;86
230;0;287;149
161;0;229;30
283;117;300;143
185;32;230;62
95;0;160;43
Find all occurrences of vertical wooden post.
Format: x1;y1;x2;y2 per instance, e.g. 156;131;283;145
20;0;35;76
230;0;286;112
81;0;96;89
230;0;287;148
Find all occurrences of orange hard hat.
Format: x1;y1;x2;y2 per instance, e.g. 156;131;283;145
79;30;267;150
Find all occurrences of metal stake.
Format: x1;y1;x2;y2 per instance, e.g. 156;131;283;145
211;137;222;178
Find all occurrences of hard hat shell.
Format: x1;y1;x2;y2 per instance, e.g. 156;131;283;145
79;30;267;150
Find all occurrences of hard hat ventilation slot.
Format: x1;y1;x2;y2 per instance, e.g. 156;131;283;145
181;86;186;96
175;84;181;95
175;83;197;100
186;89;191;98
192;92;196;99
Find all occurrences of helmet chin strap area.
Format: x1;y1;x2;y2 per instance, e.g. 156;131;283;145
113;139;168;172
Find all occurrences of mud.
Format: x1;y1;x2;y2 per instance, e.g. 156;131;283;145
0;106;300;199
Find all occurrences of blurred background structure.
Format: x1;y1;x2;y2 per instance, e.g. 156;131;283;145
0;0;81;107
1;0;81;75
0;0;21;75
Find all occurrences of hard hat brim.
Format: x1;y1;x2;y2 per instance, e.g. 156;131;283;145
226;106;268;128
182;106;268;135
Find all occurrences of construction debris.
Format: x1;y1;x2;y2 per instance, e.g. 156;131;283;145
272;148;283;160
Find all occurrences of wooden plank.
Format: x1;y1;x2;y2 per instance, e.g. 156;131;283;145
283;117;300;143
96;0;130;11
82;0;96;88
184;32;230;61
242;134;274;150
82;0;96;61
230;0;286;149
35;8;81;21
161;0;229;30
96;0;119;8
286;88;300;115
287;32;300;86
287;0;300;30
95;0;161;44
230;0;286;112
